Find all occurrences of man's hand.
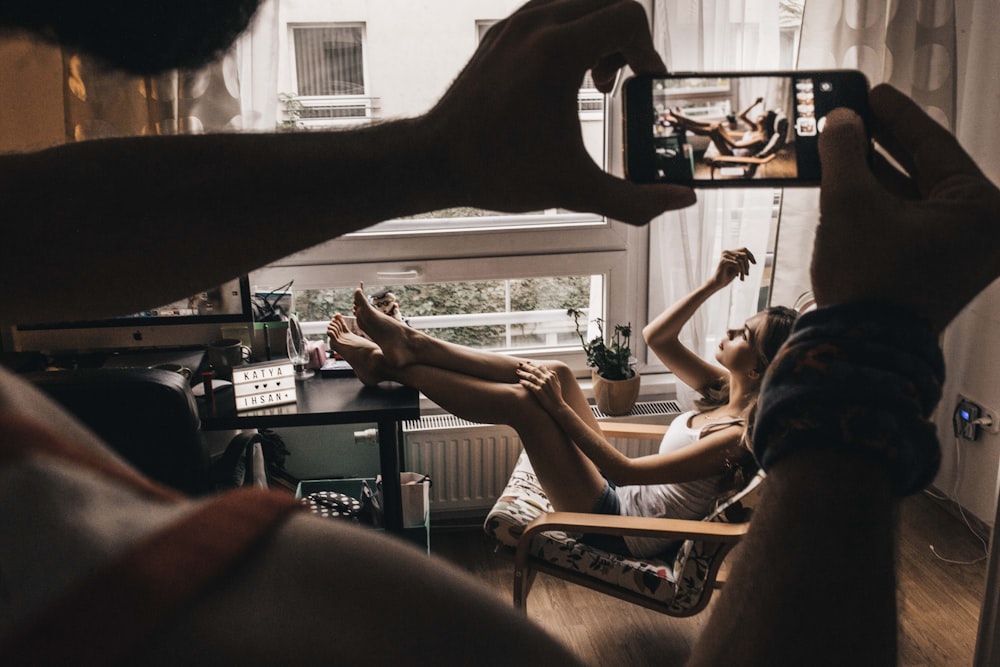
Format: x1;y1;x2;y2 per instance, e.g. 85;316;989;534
813;84;1000;333
425;0;696;225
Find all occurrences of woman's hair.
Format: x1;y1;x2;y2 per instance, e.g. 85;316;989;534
760;109;779;136
696;305;799;490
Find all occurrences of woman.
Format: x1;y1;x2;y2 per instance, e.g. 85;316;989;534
666;97;776;157
327;248;796;557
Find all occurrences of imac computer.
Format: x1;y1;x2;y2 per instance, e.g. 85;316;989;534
8;276;253;357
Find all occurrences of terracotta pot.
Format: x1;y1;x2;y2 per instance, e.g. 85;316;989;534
591;369;640;416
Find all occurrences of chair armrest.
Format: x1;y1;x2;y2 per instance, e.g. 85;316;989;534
704;154;776;166
521;511;749;543
597;421;669;440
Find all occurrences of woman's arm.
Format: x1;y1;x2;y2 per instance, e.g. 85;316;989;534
642;248;754;394
730;134;766;149
738;96;765;128
517;362;747;486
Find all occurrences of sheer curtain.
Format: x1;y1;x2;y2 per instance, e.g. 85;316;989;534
769;0;958;307
647;0;783;408
62;0;279;140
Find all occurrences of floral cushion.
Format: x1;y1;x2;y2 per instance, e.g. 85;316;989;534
484;452;762;614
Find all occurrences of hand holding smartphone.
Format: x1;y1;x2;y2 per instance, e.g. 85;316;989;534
623;70;870;186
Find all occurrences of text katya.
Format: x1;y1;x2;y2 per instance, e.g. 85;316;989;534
237;366;290;383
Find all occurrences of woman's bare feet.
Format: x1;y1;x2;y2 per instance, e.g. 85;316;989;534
352;287;419;369
326;314;390;387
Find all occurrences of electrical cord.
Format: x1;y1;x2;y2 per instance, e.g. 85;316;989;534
924;435;989;565
252;279;294;321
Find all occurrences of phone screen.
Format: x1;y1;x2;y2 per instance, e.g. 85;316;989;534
623;71;870;186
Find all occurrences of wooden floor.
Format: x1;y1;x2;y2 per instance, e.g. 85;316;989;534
430;491;988;666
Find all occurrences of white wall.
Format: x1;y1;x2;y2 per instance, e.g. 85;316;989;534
274;0;605;161
933;0;1000;525
277;0;525;117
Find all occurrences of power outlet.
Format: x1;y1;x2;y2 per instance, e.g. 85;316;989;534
984;405;1000;434
957;394;1000;436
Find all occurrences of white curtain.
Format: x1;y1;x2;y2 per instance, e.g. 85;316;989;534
647;0;783;409
769;0;959;307
62;0;279;138
232;0;281;131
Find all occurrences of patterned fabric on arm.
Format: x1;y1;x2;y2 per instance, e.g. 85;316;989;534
752;303;944;495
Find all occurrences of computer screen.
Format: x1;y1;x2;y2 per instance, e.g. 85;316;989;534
9;276;253;354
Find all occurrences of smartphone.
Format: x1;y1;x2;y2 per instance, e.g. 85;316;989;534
623;70;870;186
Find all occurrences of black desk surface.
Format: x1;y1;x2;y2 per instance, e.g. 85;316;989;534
199;374;420;430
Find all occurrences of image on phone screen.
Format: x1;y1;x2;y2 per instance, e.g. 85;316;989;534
624;71;869;186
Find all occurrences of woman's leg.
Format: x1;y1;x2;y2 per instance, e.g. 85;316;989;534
668;108;716;132
350;287;521;383
706;126;737;155
327;317;607;511
349;289;604;435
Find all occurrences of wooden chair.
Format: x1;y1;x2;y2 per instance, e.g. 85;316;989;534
704;112;790;180
484;421;762;616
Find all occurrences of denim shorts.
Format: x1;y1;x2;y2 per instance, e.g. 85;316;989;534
578;479;631;556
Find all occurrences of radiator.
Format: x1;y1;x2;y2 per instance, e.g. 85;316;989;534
402;400;682;519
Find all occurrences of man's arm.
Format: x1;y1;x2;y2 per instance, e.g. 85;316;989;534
688;85;1000;666
3;0;696;326
2;120;451;324
689;448;898;665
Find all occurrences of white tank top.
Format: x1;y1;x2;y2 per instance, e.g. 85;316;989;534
616;410;742;558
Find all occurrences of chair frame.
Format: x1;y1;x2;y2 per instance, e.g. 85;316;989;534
704;112;789;180
500;422;754;617
705;152;777;179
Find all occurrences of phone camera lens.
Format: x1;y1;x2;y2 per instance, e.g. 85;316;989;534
820;81;834;92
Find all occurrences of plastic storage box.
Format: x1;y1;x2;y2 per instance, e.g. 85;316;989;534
296;477;430;553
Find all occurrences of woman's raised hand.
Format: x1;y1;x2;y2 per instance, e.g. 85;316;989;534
709;248;756;289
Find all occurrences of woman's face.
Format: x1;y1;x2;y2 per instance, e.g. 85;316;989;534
716;313;764;376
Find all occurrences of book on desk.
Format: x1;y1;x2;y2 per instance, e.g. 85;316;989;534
320;358;355;378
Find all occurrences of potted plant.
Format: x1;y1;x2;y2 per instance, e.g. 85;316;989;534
569;309;640;416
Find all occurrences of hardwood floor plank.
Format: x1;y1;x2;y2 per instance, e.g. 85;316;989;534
432;489;988;666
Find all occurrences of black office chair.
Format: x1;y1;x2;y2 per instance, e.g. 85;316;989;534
25;367;211;495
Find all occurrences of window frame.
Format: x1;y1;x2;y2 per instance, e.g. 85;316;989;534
251;234;649;375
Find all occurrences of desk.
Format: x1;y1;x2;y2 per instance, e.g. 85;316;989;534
200;374;420;534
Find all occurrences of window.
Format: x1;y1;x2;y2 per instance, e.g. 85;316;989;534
288;24;377;126
251;251;635;371
291;275;597;352
293;25;365;96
